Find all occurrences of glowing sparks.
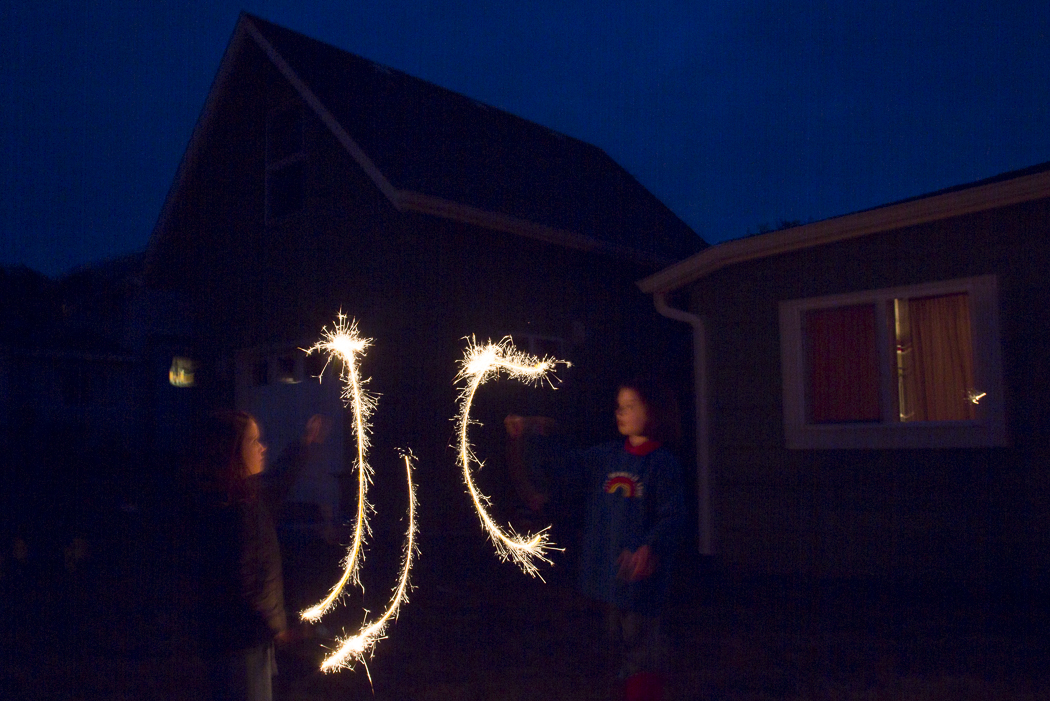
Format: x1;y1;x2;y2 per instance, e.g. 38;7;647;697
320;450;418;673
299;321;562;674
301;314;376;622
300;315;419;675
455;337;568;577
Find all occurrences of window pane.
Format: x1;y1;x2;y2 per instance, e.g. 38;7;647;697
896;293;976;421
267;107;303;163
277;355;298;384
804;304;881;423
267;162;304;221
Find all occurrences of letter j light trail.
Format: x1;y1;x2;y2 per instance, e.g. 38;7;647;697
300;314;419;674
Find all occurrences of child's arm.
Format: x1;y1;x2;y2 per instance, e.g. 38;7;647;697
504;415;557;512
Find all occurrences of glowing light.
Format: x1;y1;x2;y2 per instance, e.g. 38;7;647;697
968;390;987;405
454;337;568;577
301;314;376;622
320;450;418;673
168;356;197;387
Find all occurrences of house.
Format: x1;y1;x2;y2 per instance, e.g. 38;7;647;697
142;14;704;549
639;161;1050;587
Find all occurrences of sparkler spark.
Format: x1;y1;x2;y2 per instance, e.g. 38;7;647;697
455;337;568;577
299;314;419;674
320;449;418;673
301;314;376;622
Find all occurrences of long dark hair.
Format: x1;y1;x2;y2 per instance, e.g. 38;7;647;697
191;410;258;503
619;375;681;445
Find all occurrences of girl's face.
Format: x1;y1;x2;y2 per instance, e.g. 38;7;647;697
241;419;267;476
616;388;649;442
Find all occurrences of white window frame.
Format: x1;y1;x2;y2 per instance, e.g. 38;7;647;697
779;274;1006;449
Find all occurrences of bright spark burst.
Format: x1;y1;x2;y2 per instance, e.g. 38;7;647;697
320;450;418;673
455;337;568;577
301;314;376;622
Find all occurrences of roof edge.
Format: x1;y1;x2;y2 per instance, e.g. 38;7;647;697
243;16;401;203
638;165;1050;294
396;190;675;268
144;17;250;276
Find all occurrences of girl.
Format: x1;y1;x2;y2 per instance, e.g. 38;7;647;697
506;376;685;701
188;411;292;701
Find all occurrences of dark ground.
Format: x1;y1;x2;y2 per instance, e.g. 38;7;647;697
3;500;1049;701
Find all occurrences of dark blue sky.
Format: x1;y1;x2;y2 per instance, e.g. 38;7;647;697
3;1;1049;277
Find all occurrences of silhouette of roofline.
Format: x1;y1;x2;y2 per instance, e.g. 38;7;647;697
639;160;1050;294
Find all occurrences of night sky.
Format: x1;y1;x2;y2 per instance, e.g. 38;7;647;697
2;1;1049;278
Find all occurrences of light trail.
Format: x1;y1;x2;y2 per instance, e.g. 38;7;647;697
320;449;418;673
454;337;568;577
300;314;375;622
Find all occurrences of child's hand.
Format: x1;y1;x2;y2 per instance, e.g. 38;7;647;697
303;414;331;445
617;545;657;582
274;625;306;646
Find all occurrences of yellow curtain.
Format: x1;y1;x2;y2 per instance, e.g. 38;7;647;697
906;293;976;421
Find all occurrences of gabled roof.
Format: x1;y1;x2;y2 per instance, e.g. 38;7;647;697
639;160;1050;294
148;13;703;270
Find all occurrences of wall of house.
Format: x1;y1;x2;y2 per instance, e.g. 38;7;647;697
687;197;1050;585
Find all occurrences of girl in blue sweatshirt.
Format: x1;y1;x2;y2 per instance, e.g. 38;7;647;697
507;377;685;701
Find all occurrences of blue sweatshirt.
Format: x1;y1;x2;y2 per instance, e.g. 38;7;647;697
549;439;685;614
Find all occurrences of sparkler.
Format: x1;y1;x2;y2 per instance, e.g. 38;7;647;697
300;314;376;622
455;337;568;577
299;314;419;674
320;449;418;673
299;321;563;672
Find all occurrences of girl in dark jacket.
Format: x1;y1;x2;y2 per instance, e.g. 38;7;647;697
189;410;294;701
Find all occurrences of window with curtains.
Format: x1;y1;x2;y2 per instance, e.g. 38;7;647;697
779;275;1006;449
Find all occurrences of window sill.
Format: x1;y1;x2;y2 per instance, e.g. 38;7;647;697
785;418;1007;450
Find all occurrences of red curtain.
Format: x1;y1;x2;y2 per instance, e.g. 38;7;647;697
805;304;881;423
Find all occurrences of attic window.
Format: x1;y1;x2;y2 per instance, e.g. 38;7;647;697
267;162;304;221
266;105;306;222
267;106;303;162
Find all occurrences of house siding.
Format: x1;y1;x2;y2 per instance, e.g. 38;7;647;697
687;197;1050;584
